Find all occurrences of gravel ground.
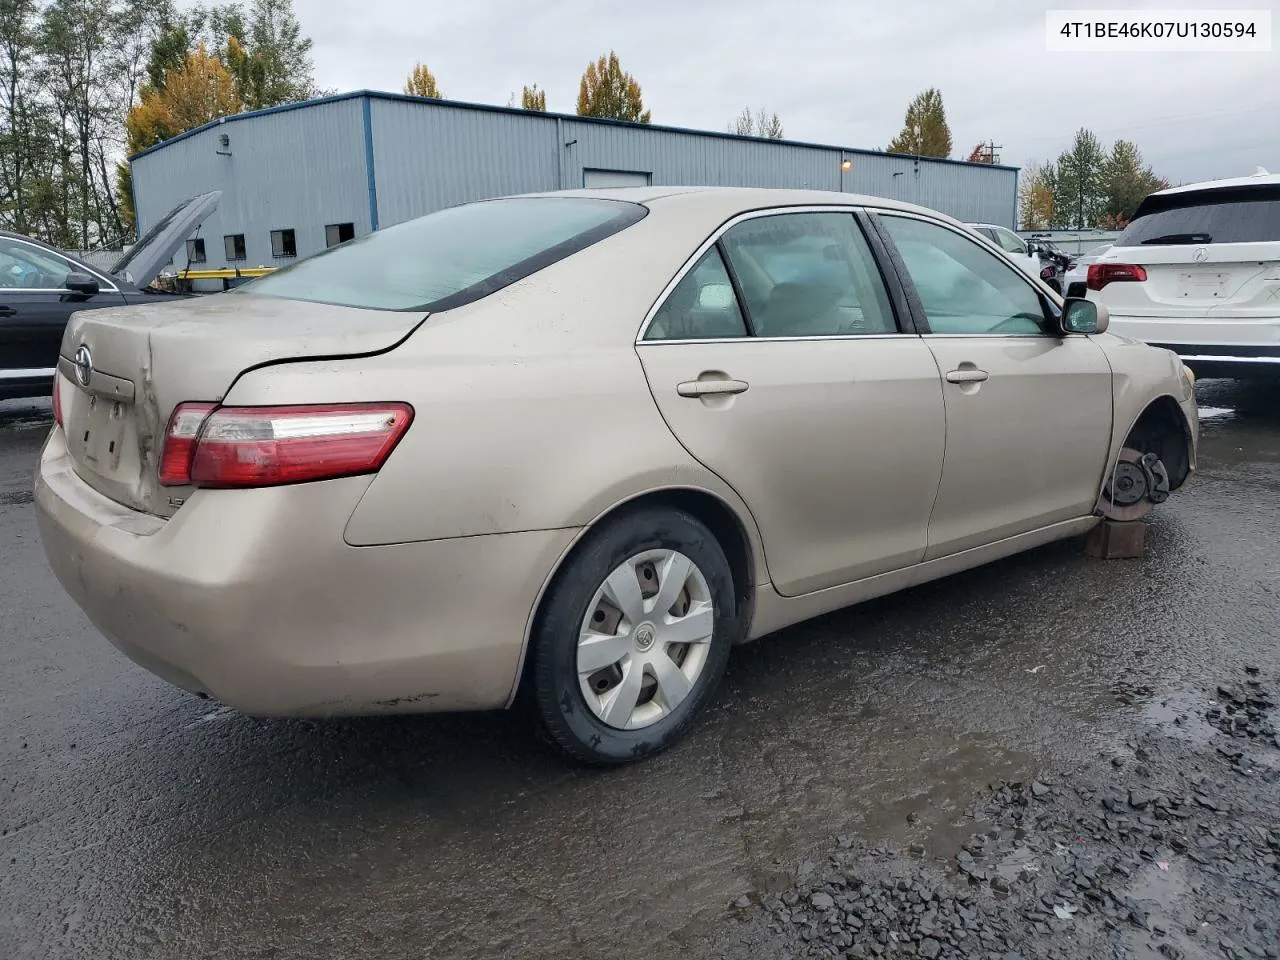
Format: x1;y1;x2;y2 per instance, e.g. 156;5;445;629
714;668;1280;960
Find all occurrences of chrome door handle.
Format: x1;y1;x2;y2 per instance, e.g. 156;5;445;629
676;379;749;397
945;369;989;384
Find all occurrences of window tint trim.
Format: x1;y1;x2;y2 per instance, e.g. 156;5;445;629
636;205;913;345
869;211;1056;339
854;210;919;335
0;236;119;293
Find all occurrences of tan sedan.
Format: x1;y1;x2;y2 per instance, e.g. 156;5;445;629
35;187;1197;765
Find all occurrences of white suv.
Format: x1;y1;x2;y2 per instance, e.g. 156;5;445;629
1087;171;1280;378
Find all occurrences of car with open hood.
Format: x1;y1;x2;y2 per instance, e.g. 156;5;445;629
1;192;219;400
35;187;1197;766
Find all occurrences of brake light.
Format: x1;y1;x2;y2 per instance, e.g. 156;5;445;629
1087;262;1147;291
157;402;414;489
158;402;218;485
52;375;63;427
1040;265;1055;280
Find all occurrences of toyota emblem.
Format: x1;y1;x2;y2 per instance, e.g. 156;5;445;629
73;344;93;387
1192;246;1209;263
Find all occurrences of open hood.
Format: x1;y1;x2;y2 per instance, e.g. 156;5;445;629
110;191;221;289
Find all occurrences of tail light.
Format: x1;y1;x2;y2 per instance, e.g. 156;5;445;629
52;375;63;428
1087;262;1147;291
158;402;413;489
1040;265;1055;280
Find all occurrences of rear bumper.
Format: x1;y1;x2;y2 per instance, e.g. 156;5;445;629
1106;313;1280;376
34;428;577;716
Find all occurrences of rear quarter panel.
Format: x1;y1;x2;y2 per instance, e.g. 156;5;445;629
219;210;771;578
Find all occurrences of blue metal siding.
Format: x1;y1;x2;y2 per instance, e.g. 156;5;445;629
369;99;560;226
130;98;368;270
131;95;1019;256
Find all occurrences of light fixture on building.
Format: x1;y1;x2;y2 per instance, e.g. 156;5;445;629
840;159;852;171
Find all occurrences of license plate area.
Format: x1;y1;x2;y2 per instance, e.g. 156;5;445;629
1177;269;1228;300
74;391;135;478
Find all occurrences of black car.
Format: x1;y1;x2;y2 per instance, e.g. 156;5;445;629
1;192;220;401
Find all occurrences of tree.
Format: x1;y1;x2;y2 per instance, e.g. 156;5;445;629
1018;161;1055;230
1100;139;1167;226
404;62;441;99
519;83;544;111
886;87;951;159
729;106;783;139
117;43;240;233
576;51;649;123
1054;128;1106;230
966;142;997;164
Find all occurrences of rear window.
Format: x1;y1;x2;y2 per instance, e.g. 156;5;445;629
242;197;647;311
1117;185;1280;246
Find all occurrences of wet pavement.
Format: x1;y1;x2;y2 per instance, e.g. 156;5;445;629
2;378;1279;960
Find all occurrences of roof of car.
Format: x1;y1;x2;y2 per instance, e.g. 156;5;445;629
1153;169;1280;196
525;185;965;224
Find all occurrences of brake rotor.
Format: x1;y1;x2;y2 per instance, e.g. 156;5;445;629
1101;446;1169;521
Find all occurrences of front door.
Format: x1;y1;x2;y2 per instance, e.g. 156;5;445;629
875;212;1113;560
636;210;946;597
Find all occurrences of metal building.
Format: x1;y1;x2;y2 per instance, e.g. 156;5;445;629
129;91;1020;272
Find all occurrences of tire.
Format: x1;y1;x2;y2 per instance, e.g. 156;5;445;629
530;506;737;766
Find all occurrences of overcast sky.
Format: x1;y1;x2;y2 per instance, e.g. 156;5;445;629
284;0;1275;183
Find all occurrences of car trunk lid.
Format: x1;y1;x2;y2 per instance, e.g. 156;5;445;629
1096;242;1280;318
57;293;427;517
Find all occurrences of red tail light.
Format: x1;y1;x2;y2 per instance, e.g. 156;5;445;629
158;402;218;485
1087;262;1147;291
1040;265;1055;280
52;375;63;428
158;402;413;489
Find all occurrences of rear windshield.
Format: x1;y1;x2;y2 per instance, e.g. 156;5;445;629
242;197;647;311
1117;185;1280;246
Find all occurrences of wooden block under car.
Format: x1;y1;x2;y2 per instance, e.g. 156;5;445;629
1084;520;1147;559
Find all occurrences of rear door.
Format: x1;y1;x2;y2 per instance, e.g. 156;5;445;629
636;208;946;597
873;212;1113;559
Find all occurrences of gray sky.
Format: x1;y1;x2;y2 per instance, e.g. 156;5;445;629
292;0;1276;182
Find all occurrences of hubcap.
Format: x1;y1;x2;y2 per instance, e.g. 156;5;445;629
576;549;715;730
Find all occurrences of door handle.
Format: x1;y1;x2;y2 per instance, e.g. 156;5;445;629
945;369;989;384
676;378;749;397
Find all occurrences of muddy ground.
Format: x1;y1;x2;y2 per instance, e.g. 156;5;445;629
2;378;1279;960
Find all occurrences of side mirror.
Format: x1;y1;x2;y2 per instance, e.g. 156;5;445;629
1060;297;1109;335
64;272;100;296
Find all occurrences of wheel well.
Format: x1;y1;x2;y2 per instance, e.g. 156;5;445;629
1122;396;1192;490
513;489;757;707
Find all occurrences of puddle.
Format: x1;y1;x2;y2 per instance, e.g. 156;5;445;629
1197;406;1234;421
1136;689;1219;746
1118;857;1204;960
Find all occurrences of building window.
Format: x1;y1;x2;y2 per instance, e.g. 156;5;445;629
325;222;355;248
224;234;246;262
186;238;206;264
270;228;297;259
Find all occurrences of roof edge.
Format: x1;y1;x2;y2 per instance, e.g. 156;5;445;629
129;89;1021;172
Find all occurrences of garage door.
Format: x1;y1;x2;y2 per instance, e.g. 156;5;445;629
582;169;652;188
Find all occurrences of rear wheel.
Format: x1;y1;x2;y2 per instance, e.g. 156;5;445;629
530;507;736;766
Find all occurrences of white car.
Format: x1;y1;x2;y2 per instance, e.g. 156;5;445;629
966;223;1057;288
1087;170;1280;378
1064;243;1113;298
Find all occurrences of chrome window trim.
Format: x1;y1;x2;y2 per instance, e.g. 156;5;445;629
0;236;120;293
873;210;1063;340
635;204;915;345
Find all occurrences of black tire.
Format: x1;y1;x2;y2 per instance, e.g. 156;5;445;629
531;506;737;766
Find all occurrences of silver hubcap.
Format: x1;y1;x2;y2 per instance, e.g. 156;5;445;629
576;549;715;730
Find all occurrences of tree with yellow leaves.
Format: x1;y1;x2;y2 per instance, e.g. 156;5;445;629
576;52;649;123
117;45;243;234
404;63;443;99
